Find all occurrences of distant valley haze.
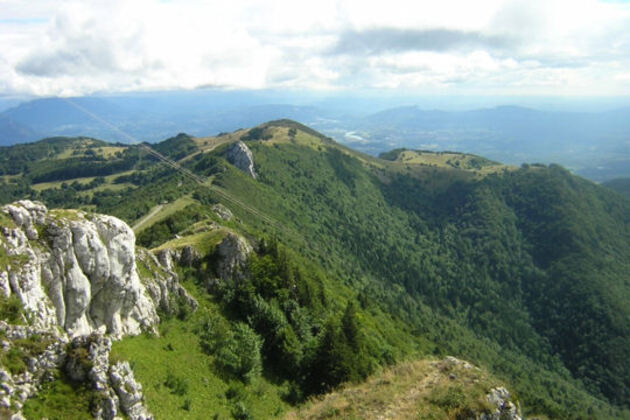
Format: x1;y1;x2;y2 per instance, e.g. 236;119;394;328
0;91;629;182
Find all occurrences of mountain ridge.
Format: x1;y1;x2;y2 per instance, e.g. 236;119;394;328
2;94;630;181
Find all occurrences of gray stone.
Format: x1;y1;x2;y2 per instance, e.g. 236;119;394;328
216;233;253;281
212;203;233;221
481;386;522;420
63;334;152;420
1;201;161;338
139;249;198;314
226;141;257;179
110;361;152;420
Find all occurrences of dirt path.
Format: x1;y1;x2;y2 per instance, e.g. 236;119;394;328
376;367;440;420
132;204;164;232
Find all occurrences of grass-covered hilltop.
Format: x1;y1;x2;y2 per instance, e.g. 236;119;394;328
1;120;630;419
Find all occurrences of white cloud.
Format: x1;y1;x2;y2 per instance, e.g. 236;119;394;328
1;0;630;96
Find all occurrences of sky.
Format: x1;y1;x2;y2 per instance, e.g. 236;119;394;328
1;0;630;97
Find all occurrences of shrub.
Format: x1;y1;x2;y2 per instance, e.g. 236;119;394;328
0;294;24;324
214;323;263;384
231;401;253;420
0;347;27;374
164;371;189;396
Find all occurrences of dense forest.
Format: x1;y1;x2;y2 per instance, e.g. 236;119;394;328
604;177;630;199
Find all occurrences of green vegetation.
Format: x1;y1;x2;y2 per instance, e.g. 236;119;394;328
153;228;228;255
604;177;630;199
379;148;507;174
136;203;211;247
111;308;291;419
0;294;24;324
21;371;97;420
0;334;55;374
152;133;198;160
199;319;263;384
0;210;15;228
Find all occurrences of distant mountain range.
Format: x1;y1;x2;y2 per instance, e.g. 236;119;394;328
1;92;629;181
0;95;327;145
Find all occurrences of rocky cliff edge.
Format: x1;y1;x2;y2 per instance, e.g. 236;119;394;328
0;200;195;338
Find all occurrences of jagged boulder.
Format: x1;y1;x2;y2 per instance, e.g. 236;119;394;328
212;203;233;221
155;246;200;270
482;387;522;420
110;361;151;420
215;233;252;281
226;141;257;179
0;201;158;338
139;248;198;314
65;334;152;420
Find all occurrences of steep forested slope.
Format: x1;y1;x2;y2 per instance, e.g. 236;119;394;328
604;177;630;199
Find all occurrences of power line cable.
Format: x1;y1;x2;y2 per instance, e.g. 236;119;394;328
61;97;300;239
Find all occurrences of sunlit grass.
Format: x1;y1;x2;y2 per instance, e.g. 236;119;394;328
133;195;196;233
111;283;291;419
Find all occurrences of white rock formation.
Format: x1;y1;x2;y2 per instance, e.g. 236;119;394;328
0;201;201;419
0;200;158;338
226;141;257;179
139;248;198;313
110;361;152;420
66;334;152;420
211;203;233;221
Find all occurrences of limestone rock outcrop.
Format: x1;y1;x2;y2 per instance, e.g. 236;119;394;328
0;200;201;419
482;387;522;420
226;141;257;179
211;203;233;221
0;321;68;414
215;233;253;281
0;200;159;338
139;248;198;313
65;334;152;420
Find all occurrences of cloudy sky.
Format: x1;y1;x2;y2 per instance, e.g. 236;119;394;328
1;0;630;97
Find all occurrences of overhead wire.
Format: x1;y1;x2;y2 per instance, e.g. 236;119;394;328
61;97;300;238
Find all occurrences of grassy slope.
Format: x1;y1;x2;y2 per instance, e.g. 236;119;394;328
132;196;196;233
285;358;510;420
152;228;228;254
195;127;629;416
111;279;291;420
126;123;627;417
21;372;96;420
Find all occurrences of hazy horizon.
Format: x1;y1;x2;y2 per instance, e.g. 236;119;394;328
3;89;630;113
